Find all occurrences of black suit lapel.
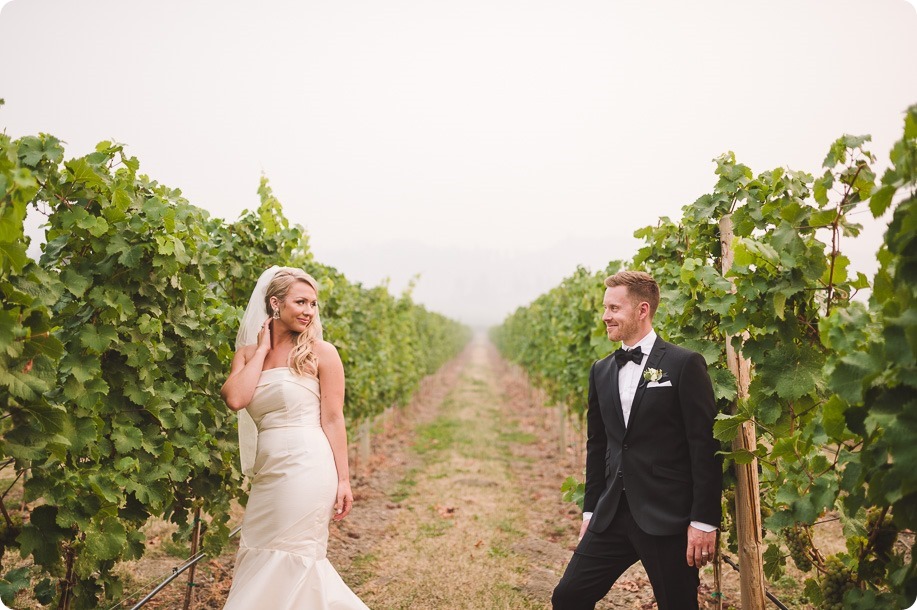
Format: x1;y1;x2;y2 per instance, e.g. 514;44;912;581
626;338;667;432
600;357;626;429
610;360;626;428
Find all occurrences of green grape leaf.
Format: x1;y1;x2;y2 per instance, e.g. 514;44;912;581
65;157;107;189
713;413;747;442
111;425;143;453
17;505;69;567
0;241;28;273
79;325;118;353
83;517;127;561
61;267;92;298
0;567;31;604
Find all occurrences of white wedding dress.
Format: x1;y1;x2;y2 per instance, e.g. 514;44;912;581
223;368;369;609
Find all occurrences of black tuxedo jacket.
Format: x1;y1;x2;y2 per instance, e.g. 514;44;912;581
583;336;722;537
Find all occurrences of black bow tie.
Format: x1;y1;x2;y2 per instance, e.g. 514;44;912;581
614;346;643;367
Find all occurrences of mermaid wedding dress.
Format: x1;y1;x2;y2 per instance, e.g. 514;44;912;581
223;368;369;609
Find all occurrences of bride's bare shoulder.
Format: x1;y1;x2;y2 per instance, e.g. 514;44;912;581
314;340;340;358
314;340;343;378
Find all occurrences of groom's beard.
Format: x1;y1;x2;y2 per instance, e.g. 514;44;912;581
606;312;641;344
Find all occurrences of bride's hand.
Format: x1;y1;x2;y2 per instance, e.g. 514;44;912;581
256;317;272;352
333;480;353;521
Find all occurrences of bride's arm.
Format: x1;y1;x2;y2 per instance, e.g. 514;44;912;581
221;319;271;411
316;340;353;521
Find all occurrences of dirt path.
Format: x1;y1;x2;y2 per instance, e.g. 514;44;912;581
132;335;737;609
339;335;554;609
328;335;715;610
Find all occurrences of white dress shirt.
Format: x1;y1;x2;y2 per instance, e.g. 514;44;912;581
583;330;715;533
618;331;657;427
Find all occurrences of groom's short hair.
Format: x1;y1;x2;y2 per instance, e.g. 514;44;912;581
604;271;660;317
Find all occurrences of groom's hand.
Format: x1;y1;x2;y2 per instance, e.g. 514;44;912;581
578;519;590;542
686;525;716;568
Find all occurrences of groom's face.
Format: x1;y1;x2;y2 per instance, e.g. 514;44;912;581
602;286;644;345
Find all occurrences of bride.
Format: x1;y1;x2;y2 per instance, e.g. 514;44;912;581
221;266;369;609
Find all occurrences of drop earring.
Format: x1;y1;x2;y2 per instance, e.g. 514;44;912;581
273;308;280;319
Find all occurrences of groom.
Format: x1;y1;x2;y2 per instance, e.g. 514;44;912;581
552;271;722;610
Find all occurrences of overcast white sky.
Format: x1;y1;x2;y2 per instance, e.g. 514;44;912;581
3;0;916;327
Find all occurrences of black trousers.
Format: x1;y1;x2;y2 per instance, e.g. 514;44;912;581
552;493;699;610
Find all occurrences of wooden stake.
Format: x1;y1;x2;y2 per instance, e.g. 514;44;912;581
182;507;202;610
719;214;766;610
711;528;722;610
58;543;75;610
359;419;371;474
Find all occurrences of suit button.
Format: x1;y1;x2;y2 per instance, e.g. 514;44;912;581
617;471;623;478
623;444;629;450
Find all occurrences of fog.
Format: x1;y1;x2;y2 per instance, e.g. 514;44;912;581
4;0;916;326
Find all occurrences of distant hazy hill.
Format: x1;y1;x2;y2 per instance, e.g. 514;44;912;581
315;236;629;329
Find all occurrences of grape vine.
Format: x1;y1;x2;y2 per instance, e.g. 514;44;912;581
494;105;917;608
0;131;469;608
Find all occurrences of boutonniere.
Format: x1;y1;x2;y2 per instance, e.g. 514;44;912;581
643;368;665;383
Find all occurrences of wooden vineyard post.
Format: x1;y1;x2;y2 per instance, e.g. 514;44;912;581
57;544;75;610
719;215;766;609
359;419;372;474
713;532;723;610
182;506;203;610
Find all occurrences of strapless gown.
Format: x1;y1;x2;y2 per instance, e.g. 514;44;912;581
223;368;369;609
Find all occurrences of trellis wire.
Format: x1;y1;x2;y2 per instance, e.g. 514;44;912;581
721;553;791;610
105;525;241;610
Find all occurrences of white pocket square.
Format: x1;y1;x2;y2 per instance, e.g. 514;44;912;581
647;380;672;388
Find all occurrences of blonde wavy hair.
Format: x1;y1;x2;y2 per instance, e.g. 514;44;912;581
264;268;323;377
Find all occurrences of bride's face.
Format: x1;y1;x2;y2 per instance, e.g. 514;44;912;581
275;281;318;333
